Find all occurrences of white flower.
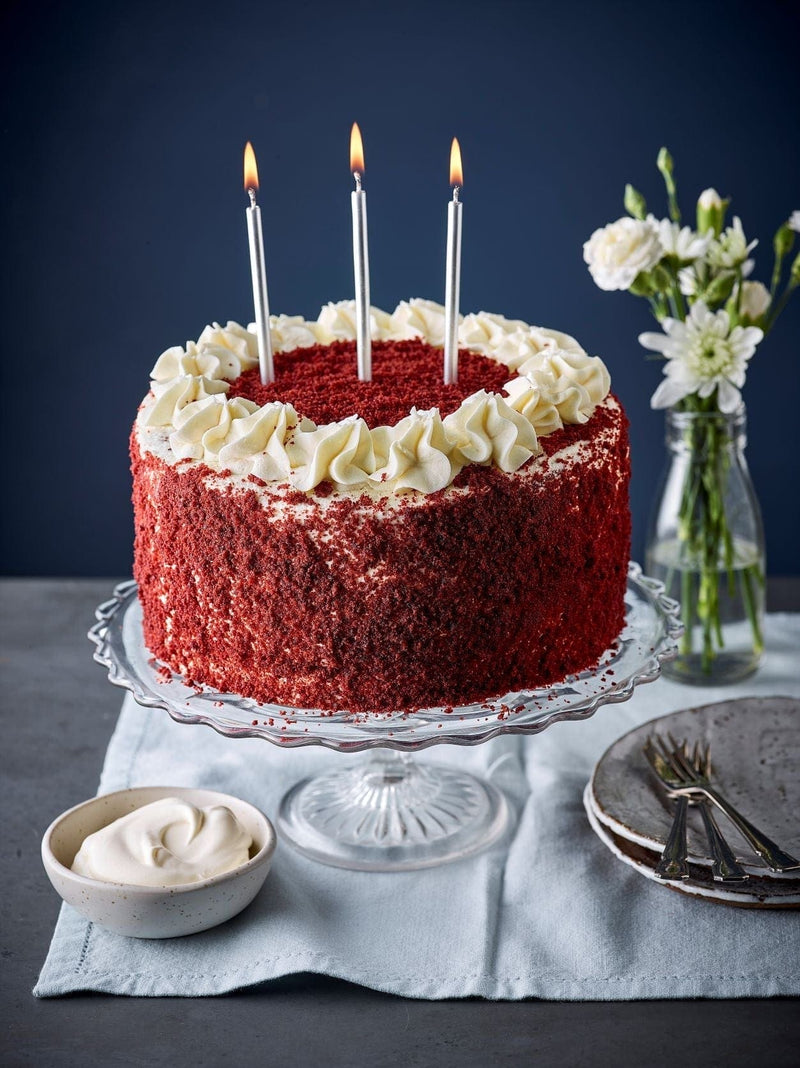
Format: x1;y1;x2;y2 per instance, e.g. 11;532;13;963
648;215;713;262
678;265;700;296
789;211;800;233
583;217;663;291
707;216;757;269
739;280;771;322
640;301;763;413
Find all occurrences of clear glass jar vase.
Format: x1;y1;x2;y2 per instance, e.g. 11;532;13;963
645;405;765;685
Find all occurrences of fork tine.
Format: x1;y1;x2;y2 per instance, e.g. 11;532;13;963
654;733;674;764
666;732;695;778
654;733;688;781
667;731;688;760
700;740;713;778
690;740;700;771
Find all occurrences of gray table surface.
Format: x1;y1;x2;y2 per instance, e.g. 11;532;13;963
2;577;800;1068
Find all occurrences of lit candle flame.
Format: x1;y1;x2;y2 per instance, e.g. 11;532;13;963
350;122;365;176
243;141;259;193
449;137;463;188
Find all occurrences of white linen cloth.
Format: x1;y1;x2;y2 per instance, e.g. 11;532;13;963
35;614;800;999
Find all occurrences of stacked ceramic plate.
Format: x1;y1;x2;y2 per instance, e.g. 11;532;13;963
585;696;800;908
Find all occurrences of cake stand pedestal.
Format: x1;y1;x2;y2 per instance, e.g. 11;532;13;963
89;562;681;871
278;752;508;871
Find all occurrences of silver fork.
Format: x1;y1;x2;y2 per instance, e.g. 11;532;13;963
644;739;746;882
685;740;748;882
655;732;800;873
697;800;748;883
643;738;691;880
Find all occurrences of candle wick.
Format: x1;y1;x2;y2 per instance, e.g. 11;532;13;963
247;187;257;207
452;185;460;204
353;171;362;192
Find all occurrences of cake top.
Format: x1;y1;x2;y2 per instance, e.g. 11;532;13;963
136;298;611;496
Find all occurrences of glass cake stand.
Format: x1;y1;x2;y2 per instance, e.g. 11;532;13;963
89;562;682;871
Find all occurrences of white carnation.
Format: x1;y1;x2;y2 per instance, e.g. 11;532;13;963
583;217;663;291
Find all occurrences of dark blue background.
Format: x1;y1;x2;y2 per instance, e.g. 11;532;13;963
2;0;798;576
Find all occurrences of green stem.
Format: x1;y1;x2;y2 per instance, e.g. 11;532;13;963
669;263;686;319
680;567;693;655
766;280;797;334
770;250;784;299
741;564;765;656
665;178;680;225
735;266;743;320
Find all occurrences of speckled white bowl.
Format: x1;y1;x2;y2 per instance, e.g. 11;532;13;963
41;785;277;938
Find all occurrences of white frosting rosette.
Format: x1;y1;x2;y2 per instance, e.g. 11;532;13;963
217;401;306;482
140;374;230;427
370;409;454;494
290;415;377;492
137;300;612;495
443;391;540;472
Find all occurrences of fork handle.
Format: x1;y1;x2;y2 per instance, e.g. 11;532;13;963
655;795;690;880
691;786;800;873
698;803;749;882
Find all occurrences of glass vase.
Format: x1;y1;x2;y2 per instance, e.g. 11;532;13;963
645;405;765;685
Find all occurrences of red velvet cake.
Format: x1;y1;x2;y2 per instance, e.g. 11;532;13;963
131;300;631;713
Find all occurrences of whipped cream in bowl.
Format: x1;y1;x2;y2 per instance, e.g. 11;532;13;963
42;786;276;938
71;797;253;887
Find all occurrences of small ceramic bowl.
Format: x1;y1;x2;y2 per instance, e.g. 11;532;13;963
42;785;277;938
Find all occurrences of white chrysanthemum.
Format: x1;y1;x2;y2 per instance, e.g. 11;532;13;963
707;216;757;269
648;215;713;262
789;211;800;233
640;301;763;413
739;280;771;322
583;217;663;291
678;265;700;297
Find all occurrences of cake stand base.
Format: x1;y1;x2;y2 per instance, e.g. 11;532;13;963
277;753;509;871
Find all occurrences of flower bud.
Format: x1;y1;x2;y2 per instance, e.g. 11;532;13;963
656;147;674;180
651;264;673;292
656;147;681;222
738;280;771;325
774;223;795;259
628;271;656;297
696;188;727;237
791;251;800;287
703;270;737;306
624;183;647;221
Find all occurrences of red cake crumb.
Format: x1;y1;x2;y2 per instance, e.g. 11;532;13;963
227;340;510;426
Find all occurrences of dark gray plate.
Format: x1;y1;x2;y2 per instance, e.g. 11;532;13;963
589;696;800;876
